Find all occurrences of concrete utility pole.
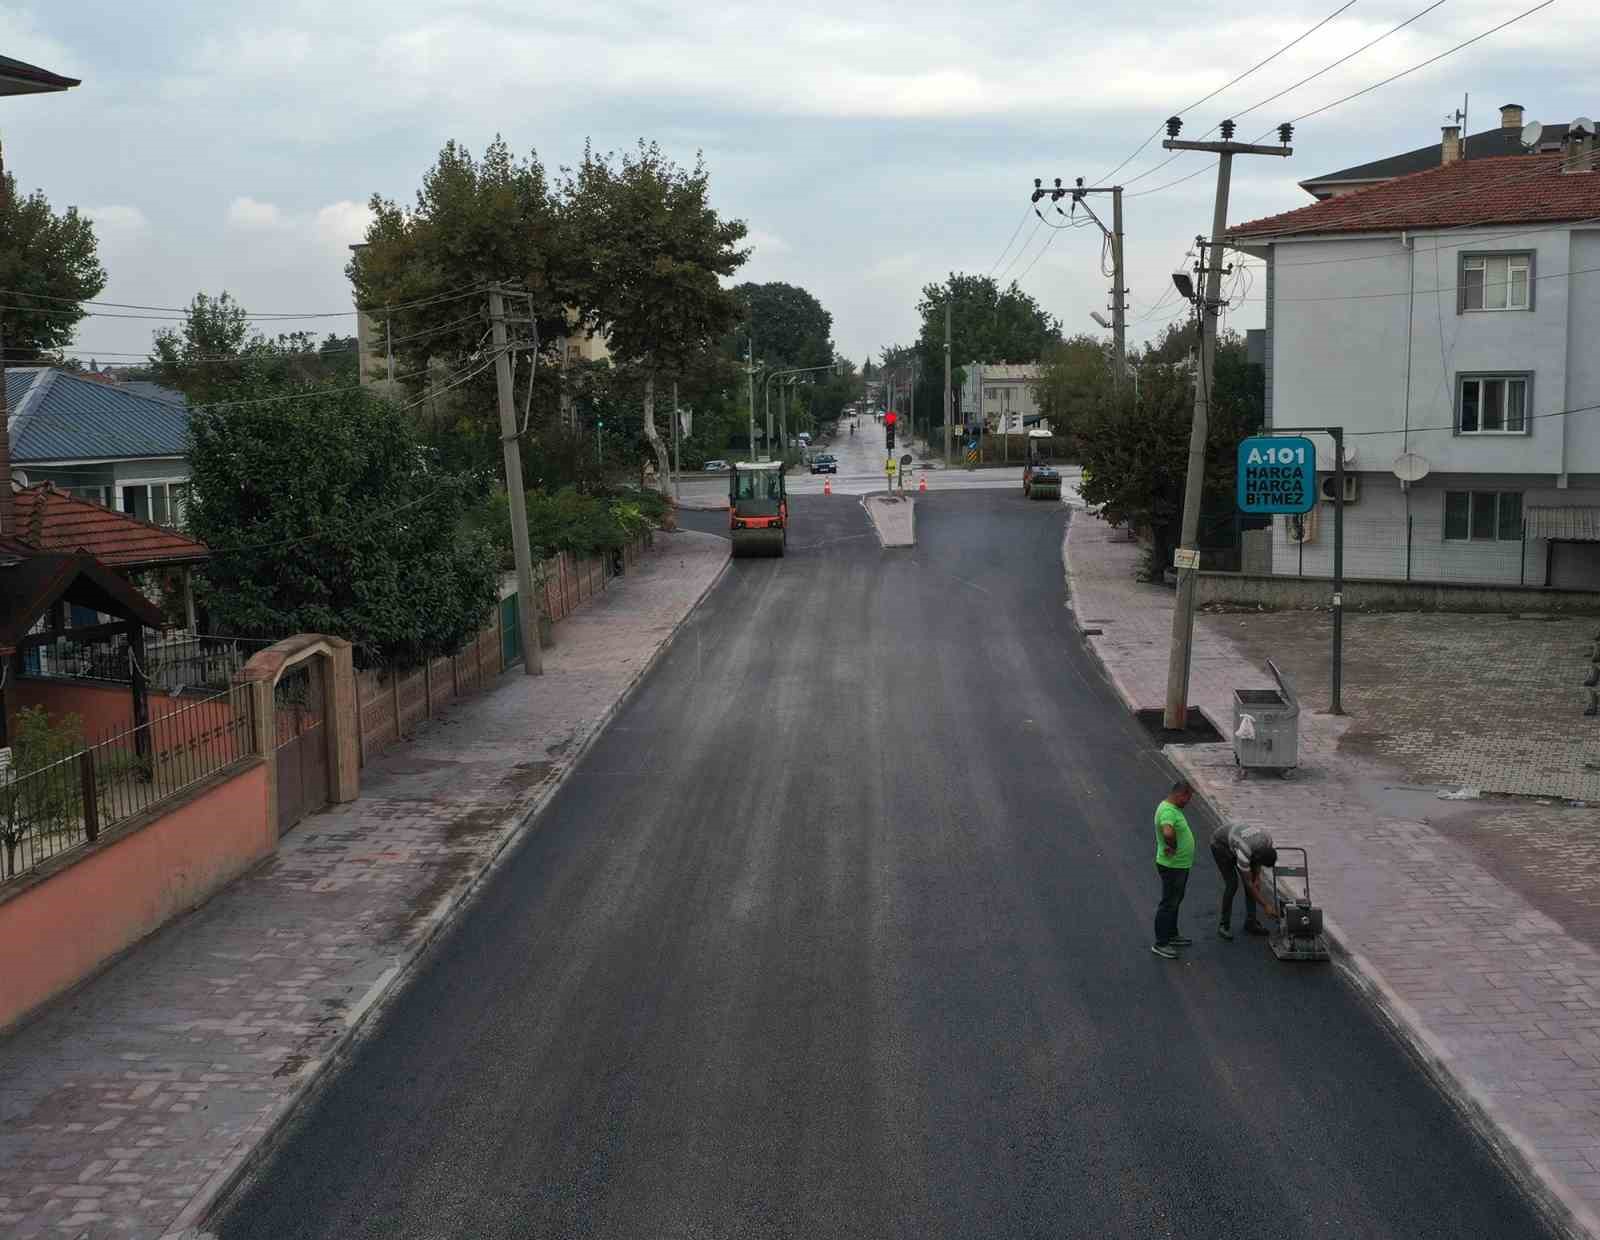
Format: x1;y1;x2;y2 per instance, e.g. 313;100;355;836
1031;178;1126;389
943;300;953;467
1161;118;1292;729
746;334;758;462
489;285;543;676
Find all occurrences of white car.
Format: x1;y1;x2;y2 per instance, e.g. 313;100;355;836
702;459;730;472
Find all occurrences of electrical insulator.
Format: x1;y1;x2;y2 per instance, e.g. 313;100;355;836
1219;119;1236;140
1278;122;1294;145
1166;116;1183;138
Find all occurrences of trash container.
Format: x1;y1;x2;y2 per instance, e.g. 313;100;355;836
1232;659;1299;777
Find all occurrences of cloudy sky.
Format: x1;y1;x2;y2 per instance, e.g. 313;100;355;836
4;0;1591;367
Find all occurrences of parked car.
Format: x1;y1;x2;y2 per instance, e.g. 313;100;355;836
703;459;730;472
810;454;838;475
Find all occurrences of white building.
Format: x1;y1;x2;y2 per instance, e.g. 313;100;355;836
1231;122;1600;589
958;362;1051;435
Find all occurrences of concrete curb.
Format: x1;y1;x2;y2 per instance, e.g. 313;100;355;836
861;493;916;548
176;537;732;1237
1060;515;1593;1240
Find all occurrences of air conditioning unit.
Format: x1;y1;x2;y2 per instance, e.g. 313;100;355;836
1319;474;1359;504
1284;509;1319;543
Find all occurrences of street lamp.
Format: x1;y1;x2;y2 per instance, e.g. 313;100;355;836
1171;270;1196;303
1089;311;1112;329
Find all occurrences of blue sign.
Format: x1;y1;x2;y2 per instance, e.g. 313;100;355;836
1237;436;1316;514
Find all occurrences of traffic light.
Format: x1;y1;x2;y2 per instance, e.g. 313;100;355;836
886;423;895;451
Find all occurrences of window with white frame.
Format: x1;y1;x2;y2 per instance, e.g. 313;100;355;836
983;386;998;400
1457;374;1530;434
1460;253;1532;312
1444;490;1522;541
122;481;189;528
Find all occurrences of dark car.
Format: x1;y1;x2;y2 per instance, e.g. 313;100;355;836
810;454;838;474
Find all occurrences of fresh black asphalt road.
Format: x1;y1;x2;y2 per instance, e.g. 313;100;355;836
218;492;1554;1239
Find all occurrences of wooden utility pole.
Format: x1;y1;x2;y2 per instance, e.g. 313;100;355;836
489;285;542;676
1161;119;1292;728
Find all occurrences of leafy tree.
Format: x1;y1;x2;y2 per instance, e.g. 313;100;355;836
349;138;576;469
1076;336;1264;578
186;380;498;668
0;173;105;363
1034;333;1114;438
150;292;357;403
731;281;833;371
564;141;747;486
910;273;1061;425
1142;317;1199;365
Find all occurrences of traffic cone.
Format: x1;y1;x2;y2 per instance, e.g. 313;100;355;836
823;477;832;496
918;474;927;493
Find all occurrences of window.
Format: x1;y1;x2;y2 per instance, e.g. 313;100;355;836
121;481;188;528
1457;374;1529;434
1461;253;1532;312
983;386;998;400
1444;491;1522;541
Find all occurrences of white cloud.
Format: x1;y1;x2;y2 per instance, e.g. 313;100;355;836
745;230;791;257
83;204;149;238
226;196;287;230
312;200;373;251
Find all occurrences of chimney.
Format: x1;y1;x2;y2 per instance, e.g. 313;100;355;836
1441;125;1462;165
1500;103;1525;130
1565;120;1596;174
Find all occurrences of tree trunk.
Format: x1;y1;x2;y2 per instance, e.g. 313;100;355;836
640;370;671;492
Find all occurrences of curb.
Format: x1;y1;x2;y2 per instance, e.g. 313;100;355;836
176;537;732;1237
861;493;916;548
1060;515;1593;1240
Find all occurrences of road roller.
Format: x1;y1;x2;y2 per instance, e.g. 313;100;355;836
1022;429;1061;501
730;460;788;557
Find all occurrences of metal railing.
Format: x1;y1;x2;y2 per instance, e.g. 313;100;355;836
0;687;255;882
23;629;275;694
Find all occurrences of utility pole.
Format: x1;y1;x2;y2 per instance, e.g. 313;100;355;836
384;308;395;387
489;285;543;676
746;334;758;462
908;362;916;453
943;301;952;467
1161;117;1292;729
1031;177;1126;389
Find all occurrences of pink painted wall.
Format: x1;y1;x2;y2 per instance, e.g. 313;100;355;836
12;677;207;737
0;761;273;1032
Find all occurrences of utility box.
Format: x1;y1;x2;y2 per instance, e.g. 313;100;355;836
1232;659;1299;777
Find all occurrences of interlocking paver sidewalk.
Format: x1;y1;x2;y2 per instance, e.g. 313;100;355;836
1065;512;1600;1239
0;529;728;1240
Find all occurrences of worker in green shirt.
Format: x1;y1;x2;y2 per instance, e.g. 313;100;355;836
1152;780;1196;960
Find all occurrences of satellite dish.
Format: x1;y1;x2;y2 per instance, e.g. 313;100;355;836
1392;452;1430;483
1520;120;1544;150
1573;116;1595;138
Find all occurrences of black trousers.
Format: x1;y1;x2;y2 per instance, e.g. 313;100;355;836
1154;863;1190;945
1212;842;1260;930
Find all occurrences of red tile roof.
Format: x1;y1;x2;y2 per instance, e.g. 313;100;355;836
1231;153;1600;238
11;484;209;569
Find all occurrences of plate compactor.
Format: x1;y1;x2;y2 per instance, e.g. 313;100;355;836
1268;846;1331;963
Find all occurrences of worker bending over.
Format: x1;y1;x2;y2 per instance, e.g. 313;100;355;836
1211;822;1280;940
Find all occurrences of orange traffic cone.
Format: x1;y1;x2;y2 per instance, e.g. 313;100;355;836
823;477;832;496
918;473;927;493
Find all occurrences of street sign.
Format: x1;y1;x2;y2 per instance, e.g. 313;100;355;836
1173;548;1200;570
1237;435;1316;514
885;458;898;476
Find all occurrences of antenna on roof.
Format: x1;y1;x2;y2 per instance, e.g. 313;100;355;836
1520;120;1544;150
1455;93;1468;160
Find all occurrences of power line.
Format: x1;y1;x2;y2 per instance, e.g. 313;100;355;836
0;280;488;320
1096;0;1359;185
987;205;1034;278
1126;0;1554;200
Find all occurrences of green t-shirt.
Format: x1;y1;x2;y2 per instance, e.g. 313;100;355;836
1154;800;1194;869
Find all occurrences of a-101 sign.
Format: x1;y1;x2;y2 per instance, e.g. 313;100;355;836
1236;435;1316;514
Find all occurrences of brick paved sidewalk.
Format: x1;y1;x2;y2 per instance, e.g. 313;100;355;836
0;530;728;1240
1066;513;1600;1239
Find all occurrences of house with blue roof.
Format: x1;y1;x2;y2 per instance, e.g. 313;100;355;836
6;368;190;527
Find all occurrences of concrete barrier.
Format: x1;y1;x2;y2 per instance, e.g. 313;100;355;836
1197;570;1600;614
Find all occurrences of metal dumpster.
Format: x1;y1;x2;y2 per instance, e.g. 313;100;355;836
1232;659;1299;777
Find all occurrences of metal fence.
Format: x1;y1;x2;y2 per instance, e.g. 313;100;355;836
24;629;275;694
0;687;255;882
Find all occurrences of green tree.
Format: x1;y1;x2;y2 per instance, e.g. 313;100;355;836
150;293;358;403
186;381;498;668
1034;333;1114;439
564;141;747;486
0;172;106;361
731;281;833;371
349;138;575;470
1076;335;1264;578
